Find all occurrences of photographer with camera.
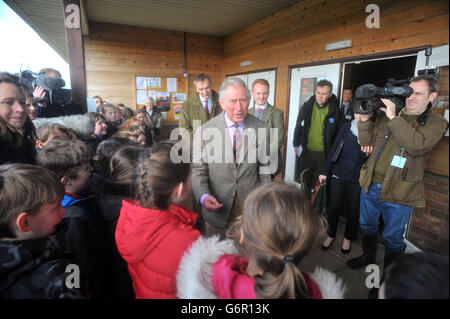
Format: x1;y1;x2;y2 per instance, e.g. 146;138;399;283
32;68;82;118
346;75;448;299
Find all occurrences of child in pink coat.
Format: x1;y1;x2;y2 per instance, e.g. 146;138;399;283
177;182;347;299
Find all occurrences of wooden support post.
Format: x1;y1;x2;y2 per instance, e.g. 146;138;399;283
63;0;87;113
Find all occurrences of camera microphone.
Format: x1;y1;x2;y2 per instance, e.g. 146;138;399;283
355;84;378;99
35;74;66;91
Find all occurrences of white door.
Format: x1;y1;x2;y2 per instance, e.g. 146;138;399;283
414;44;449;76
229;74;248;85
284;63;341;182
227;70;276;106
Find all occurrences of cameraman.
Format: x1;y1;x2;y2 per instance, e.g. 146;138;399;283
346;75;448;298
33;68;82;118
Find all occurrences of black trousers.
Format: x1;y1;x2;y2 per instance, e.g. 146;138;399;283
326;177;360;241
299;150;325;199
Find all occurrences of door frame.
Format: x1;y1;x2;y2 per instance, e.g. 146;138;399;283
283;45;429;179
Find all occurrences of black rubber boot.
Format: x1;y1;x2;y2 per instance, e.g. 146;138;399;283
346;233;378;270
368;249;405;299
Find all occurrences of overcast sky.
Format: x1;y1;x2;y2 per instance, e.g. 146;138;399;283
0;0;71;88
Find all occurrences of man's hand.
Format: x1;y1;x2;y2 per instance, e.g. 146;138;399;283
33;86;46;101
361;145;374;155
318;174;327;183
294;146;299;156
380;98;396;120
202;195;223;212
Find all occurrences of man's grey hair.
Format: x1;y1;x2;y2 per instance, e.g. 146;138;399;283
193;74;211;87
317;79;333;93
219;77;251;101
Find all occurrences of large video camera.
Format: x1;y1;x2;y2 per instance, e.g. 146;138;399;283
352;78;413;115
18;70;72;105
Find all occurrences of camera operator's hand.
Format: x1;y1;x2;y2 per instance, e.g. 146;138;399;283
380;98;396;120
361;145;374;155
33;86;47;101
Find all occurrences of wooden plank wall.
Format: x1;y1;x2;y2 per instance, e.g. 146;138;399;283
222;0;449;114
83;22;223;108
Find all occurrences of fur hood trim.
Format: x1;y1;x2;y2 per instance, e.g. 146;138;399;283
309;266;347;299
176;236;238;299
33;114;94;139
176;236;347;299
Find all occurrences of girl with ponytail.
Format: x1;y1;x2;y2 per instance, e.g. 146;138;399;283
115;140;201;299
177;181;347;299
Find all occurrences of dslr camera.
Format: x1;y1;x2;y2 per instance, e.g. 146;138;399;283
18;70;72;105
352;78;413;115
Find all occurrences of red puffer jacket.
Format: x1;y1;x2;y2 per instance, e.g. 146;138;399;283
115;200;201;299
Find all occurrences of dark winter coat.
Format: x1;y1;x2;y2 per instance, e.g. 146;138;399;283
61;193;109;298
96;179;135;299
321;122;367;184
0;222;86;299
0;117;36;165
293;94;344;158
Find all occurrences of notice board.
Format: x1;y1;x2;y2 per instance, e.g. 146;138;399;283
135;76;188;125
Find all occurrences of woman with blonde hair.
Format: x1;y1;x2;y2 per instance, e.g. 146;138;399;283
177;182;347;299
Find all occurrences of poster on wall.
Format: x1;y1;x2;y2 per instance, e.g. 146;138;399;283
174;105;182;119
299;78;317;107
147;77;161;88
136;77;147;90
156;92;170;111
172;93;186;103
136;90;147;105
167;78;177;92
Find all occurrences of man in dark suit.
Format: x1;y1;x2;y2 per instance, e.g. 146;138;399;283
341;88;353;121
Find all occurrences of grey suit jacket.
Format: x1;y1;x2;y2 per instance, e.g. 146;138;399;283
192;112;273;227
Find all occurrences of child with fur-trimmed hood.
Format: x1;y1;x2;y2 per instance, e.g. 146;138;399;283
177;182;347;299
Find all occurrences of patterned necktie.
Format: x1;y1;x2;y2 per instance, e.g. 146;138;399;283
204;100;210;120
256;108;263;112
233;124;242;163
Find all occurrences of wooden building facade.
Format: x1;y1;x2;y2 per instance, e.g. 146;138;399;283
80;0;449;254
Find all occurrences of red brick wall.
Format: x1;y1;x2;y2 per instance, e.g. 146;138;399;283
408;172;449;255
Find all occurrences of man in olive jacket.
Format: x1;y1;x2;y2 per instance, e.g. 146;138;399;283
179;74;221;144
248;78;285;176
346;75;448;298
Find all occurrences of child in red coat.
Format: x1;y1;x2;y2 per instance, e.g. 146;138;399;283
115;141;201;299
